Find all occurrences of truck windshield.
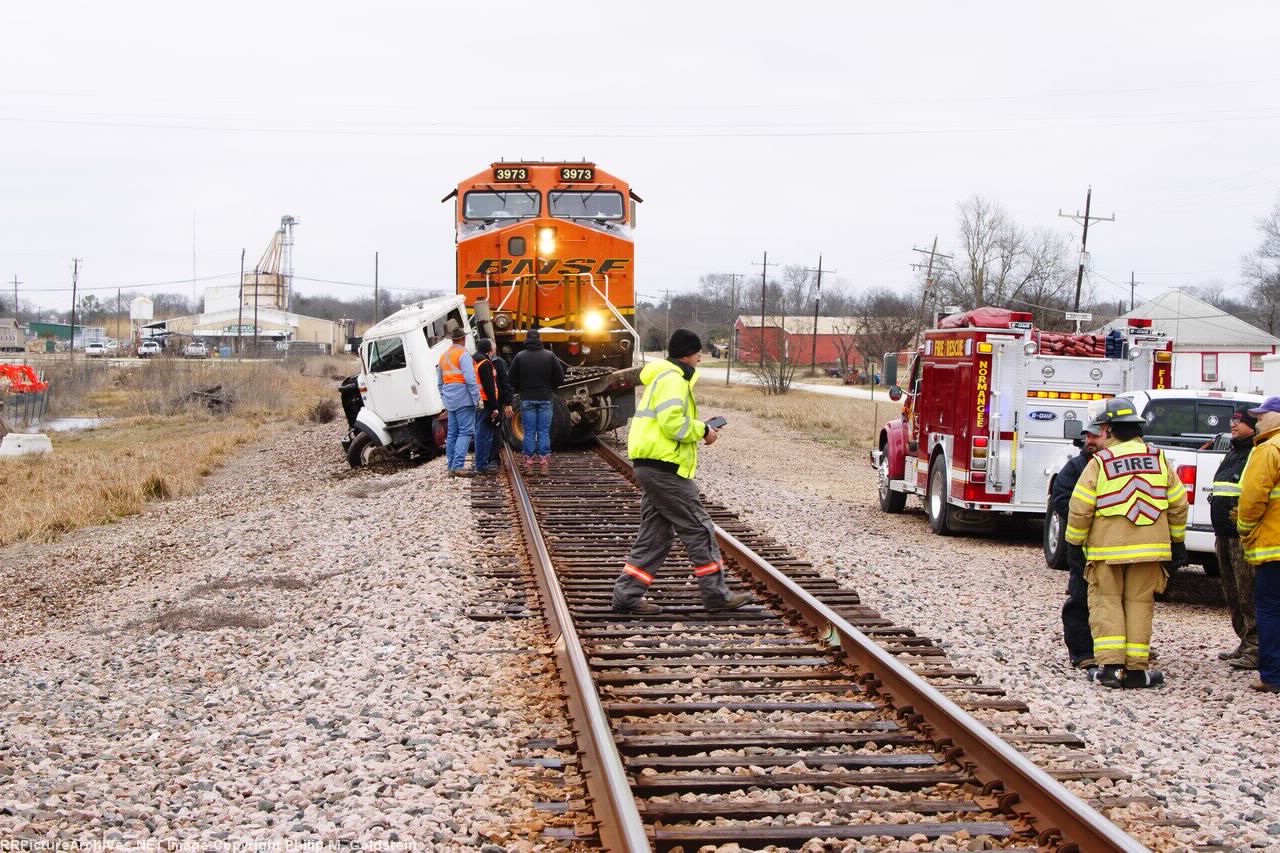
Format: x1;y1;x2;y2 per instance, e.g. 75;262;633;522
549;191;624;220
464;191;540;221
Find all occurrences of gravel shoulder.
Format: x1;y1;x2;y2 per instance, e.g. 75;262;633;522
0;424;575;848
693;408;1280;851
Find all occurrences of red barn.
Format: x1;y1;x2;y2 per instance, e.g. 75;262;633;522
734;315;865;366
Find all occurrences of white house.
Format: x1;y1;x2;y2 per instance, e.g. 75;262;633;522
1102;290;1278;393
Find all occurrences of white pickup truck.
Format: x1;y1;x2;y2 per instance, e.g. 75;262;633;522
1044;388;1263;575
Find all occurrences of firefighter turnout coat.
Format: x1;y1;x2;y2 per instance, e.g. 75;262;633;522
1237;426;1280;565
1065;438;1189;563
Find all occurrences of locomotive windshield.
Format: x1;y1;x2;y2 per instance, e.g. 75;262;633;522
463;190;540;221
549;191;624;220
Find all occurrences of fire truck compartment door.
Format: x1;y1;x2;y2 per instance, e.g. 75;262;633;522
984;340;1022;495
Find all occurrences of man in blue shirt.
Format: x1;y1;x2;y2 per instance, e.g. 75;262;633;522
437;327;481;477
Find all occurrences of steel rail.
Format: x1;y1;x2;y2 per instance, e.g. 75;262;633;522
501;447;652;852
593;439;1148;853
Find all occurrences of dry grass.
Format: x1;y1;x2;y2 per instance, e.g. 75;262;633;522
0;359;341;546
188;574;311;596
695;383;903;449
307;398;338;423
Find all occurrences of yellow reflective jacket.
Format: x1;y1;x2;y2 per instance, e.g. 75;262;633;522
1237;426;1280;564
627;359;707;479
1065;437;1188;564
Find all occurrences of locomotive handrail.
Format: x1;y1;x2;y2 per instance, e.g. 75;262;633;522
583;273;641;355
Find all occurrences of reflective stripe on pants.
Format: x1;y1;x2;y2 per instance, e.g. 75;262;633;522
1086;559;1166;670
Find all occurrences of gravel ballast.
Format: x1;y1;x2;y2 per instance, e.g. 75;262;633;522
691;406;1280;850
0;424;577;848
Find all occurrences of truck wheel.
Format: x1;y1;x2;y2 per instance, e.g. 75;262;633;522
346;431;379;468
878;443;906;513
926;459;953;535
506;397;572;451
1043;509;1069;571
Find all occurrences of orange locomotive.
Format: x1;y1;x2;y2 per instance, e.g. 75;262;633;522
445;161;642;443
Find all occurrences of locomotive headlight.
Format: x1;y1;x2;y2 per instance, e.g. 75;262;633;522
583;310;606;332
537;226;557;256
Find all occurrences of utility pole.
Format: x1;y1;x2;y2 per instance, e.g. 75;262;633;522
253;265;260;357
664;288;671;344
69;258;81;359
1058;186;1115;312
911;237;953;351
237;249;246;356
803;255;836;376
116;288;121;342
715;273;743;386
10;275;19;325
1129;271;1141;313
374;251;380;324
752;251;772;365
192;210;197;309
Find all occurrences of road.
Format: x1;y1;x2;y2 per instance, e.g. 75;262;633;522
724;368;888;401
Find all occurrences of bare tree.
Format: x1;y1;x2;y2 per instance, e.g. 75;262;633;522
853;289;917;378
830;320;862;375
746;353;801;395
1242;200;1280;334
781;265;814;316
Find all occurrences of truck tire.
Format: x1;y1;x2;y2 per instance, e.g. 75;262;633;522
506;396;571;451
878;442;907;513
1043;509;1069;571
926;458;953;535
346;431;379;468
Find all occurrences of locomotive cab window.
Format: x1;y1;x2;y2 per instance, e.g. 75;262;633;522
464;190;540;221
549;191;625;220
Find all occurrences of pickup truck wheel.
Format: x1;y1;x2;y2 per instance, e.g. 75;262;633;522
1043;509;1069;571
878;444;907;513
926;459;953;535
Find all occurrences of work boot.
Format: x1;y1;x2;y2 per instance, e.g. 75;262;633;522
1249;680;1280;694
1218;643;1243;661
1071;657;1097;670
540;456;551;477
1095;664;1126;688
1122;669;1165;689
614;599;662;615
707;591;753;612
523;456;535;476
448;469;475;478
1230;651;1259;670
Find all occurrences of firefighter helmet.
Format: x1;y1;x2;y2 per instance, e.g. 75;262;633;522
1094;397;1147;425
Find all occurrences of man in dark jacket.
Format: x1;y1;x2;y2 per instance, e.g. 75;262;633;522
1212;406;1259;668
1053;419;1105;672
471;339;500;475
483;341;515;467
508;329;565;475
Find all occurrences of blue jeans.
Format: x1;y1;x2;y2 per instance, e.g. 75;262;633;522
473;411;495;471
1257;563;1280;686
521;399;552;458
445;405;475;471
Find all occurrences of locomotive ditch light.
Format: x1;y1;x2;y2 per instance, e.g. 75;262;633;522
583;310;606;332
538;226;557;256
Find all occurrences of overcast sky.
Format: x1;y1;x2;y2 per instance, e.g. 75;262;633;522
3;1;1279;315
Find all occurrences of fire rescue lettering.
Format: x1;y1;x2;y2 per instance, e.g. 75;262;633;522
1102;453;1160;479
975;358;990;430
936;339;965;357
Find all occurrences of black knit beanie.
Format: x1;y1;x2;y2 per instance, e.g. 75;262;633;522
1235;407;1258;430
667;328;702;359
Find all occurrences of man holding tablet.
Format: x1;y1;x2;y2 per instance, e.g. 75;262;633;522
611;329;753;615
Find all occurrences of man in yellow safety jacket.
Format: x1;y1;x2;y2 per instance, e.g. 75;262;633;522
1066;396;1189;688
1236;396;1280;693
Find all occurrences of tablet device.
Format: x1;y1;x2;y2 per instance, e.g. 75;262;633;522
704;416;728;430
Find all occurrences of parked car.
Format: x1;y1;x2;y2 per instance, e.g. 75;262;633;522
184;341;209;359
83;341;107;357
138;340;162;358
103;339;119;355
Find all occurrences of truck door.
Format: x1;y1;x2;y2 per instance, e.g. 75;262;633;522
362;335;422;422
982;339;1019;497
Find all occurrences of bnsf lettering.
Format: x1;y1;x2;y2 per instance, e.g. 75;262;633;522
975;358;989;430
473;258;630;276
1103;454;1160;478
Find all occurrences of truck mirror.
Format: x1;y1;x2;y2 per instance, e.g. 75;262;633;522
882;353;899;387
888;385;904;402
1063;418;1083;439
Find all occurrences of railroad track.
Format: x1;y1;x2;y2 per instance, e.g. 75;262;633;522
497;442;1152;852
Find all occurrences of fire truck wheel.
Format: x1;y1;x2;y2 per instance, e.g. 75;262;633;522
1043;507;1069;571
926;458;953;535
878;444;906;513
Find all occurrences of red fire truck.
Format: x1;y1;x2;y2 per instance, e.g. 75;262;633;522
871;308;1173;535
